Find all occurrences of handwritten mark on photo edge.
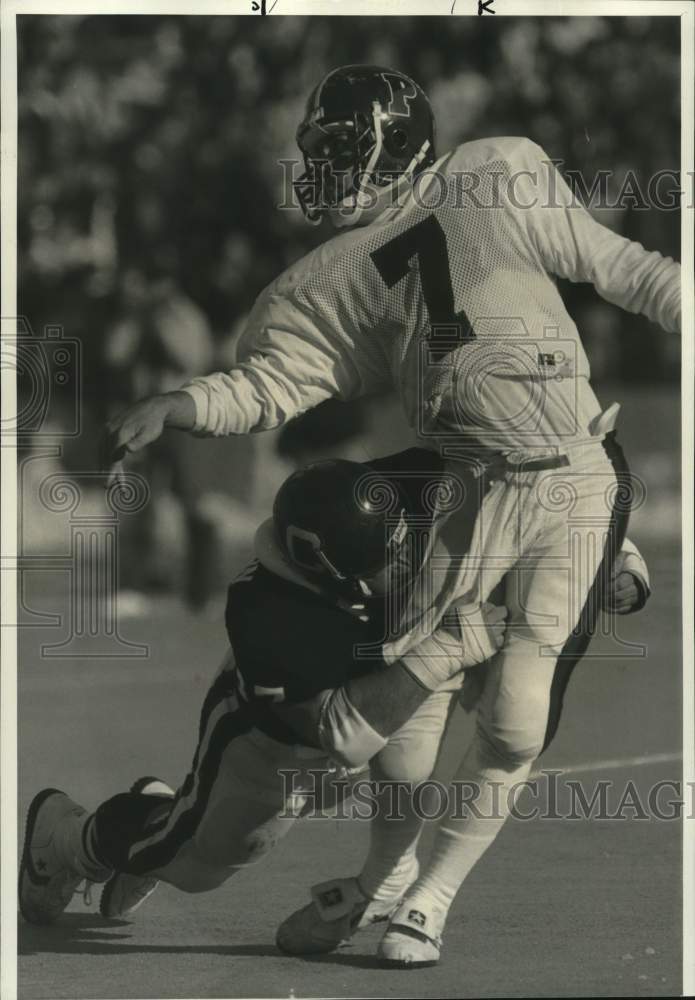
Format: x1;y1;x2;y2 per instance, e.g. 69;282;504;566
451;0;496;13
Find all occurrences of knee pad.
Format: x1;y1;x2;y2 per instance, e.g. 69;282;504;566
162;850;237;893
156;829;279;894
476;715;545;768
197;823;280;871
475;670;550;767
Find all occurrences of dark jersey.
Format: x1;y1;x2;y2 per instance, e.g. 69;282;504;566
225;447;446;745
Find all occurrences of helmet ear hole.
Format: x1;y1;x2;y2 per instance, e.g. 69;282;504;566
384;126;410;158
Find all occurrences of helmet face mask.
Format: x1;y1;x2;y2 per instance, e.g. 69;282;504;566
284;523;353;582
282;505;411;600
295;117;377;225
297;120;366;169
294;64;436;226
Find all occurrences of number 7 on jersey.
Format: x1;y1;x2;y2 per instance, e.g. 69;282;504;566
370;214;476;359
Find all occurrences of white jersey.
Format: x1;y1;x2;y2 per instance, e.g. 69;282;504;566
182;137;680;454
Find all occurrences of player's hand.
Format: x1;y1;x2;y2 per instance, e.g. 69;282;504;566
443;600;508;667
603;571;644;615
401;601;507;693
101;395;171;486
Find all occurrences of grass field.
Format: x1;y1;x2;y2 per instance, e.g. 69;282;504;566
17;532;683;999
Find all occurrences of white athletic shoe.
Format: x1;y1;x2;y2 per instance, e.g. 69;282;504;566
276;863;419;956
377;897;447;967
19;788;101;925
100;776;175;921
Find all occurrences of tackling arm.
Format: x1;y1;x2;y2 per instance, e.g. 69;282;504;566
270;661;432;769
270;601;506;768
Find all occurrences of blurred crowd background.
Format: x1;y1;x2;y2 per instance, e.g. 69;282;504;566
16;14;681;613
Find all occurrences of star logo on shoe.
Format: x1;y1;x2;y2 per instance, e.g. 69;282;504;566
408;909;426;927
36;858;47;872
318;887;343;908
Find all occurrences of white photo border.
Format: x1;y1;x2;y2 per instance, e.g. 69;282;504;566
2;3;693;999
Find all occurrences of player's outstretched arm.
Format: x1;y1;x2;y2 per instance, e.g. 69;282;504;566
178;287;378;438
101;264;384;479
101;347;341;482
99;356;291;483
513;139;681;334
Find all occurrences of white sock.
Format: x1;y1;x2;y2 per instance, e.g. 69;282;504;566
357;785;423;903
405;733;533;915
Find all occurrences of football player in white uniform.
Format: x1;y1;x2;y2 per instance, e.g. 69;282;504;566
102;65;674;965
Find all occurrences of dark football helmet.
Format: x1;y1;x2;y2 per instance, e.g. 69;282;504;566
295;64;436;225
273;459;410;596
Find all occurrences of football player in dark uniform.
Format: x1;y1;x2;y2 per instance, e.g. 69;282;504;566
20;450;506;939
20;448;649;960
